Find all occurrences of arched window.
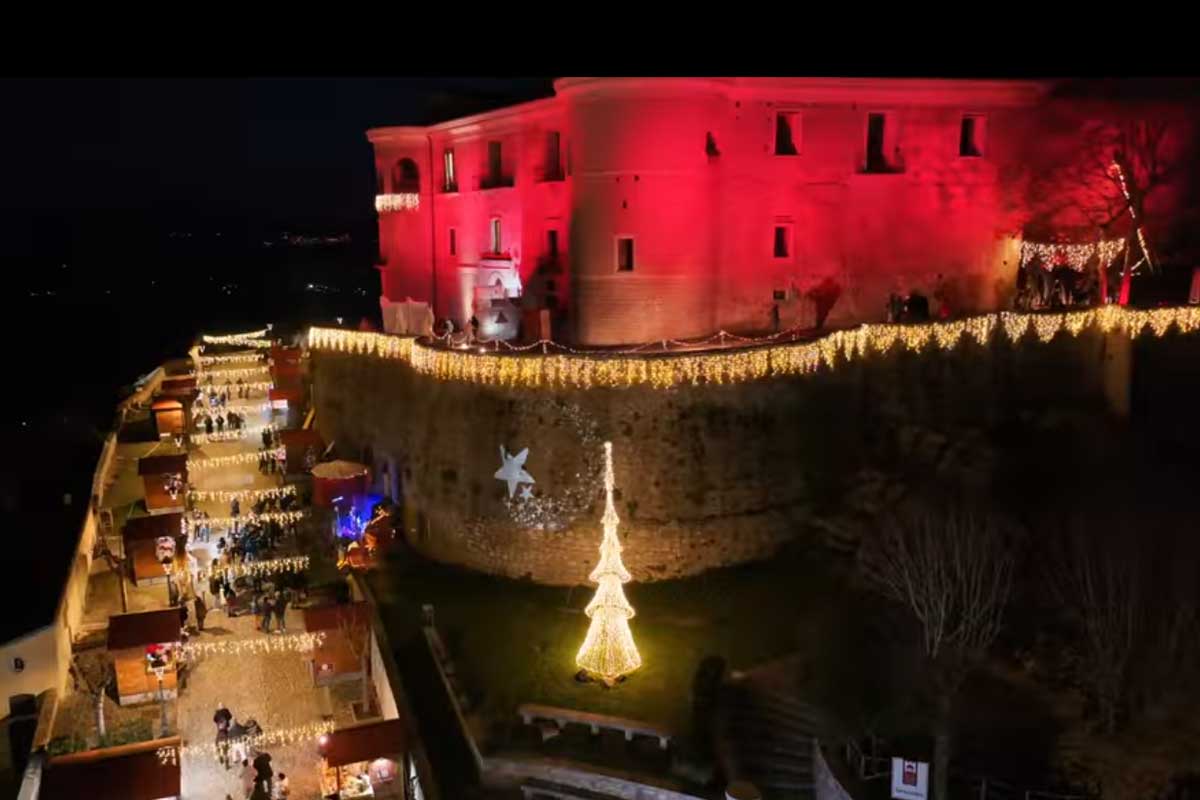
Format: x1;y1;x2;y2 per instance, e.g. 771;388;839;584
391;158;420;193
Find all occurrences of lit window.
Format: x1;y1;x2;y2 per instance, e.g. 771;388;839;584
490;219;502;254
616;237;634;272
443;149;456;191
774;112;799;156
960;114;985;157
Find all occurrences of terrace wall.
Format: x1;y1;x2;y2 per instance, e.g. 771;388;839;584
310;322;1149;586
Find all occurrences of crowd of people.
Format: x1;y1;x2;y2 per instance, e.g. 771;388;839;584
213;702;290;798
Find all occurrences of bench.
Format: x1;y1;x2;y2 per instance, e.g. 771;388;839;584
521;777;624;800
518;702;672;750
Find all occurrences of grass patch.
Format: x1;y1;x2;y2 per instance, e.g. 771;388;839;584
368;541;851;744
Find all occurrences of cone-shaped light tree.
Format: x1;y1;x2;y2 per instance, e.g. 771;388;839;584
575;441;642;684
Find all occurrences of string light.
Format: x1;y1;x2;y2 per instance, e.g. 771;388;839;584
184;510;306;534
189;447;285;472
576;441;641;684
183;630;324;659
374;193;420;212
308;306;1200;391
191;366;272;380
190;423;277;445
192;400;273;415
188;485;297;503
199;353;266;366
211;555;311;580
161;720;336;761
201;339;273;351
1020;238;1126;272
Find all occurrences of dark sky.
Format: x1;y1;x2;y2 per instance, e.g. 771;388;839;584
0;78;553;229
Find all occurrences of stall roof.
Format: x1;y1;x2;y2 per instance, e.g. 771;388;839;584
150;397;184;411
122;512;183;542
271;345;303;362
42;736;181;800
312;460;369;480
137;453;188;476
161;376;197;390
280;428;324;448
269;386;303;402
304;602;370;633
319;719;406;768
108;608;181;650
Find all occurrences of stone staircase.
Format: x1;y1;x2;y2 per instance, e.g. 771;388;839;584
718;682;819;800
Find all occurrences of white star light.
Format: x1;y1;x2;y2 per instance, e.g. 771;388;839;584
519;485;534;500
494;445;535;498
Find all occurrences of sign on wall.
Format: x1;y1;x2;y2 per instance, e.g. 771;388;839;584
891;758;929;800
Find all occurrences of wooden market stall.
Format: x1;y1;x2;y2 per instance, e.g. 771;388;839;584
41;735;182;800
279;427;326;474
122;512;185;586
311;460;370;508
149;396;187;438
304;602;371;687
138;453;188;514
107;609;182;706
318;719;406;799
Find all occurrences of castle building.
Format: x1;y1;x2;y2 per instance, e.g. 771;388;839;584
369;77;1085;345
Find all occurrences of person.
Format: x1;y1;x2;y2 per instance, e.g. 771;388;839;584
205;416;214;436
274;772;289;798
249;780;270;800
261;428;272;449
179;602;189;630
253;752;274;797
905;290;930;322
469;314;479;341
273;589;289;633
195;593;208;632
239;759;257;799
259;593;274;633
217;415;225;433
933;274;951;320
232;497;241;517
215;703;233;769
209;562;225;609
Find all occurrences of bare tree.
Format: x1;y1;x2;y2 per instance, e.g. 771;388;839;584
859;506;1016;800
69;649;114;742
338;606;373;717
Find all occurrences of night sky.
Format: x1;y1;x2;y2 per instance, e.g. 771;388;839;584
0;78;553;233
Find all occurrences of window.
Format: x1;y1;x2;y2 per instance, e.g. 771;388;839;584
490;218;502;254
773;225;792;259
706;131;720;158
545;131;562;179
488;141;502;181
391;158;419;193
546;229;559;258
443;148;457;191
959;114;985;157
865;113;888;172
449;228;457;257
773;289;787;301
616;237;635;272
774;112;799;155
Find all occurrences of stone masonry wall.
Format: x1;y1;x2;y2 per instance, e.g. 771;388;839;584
309;326;1137;586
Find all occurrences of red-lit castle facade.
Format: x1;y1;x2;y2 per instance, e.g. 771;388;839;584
370;77;1055;345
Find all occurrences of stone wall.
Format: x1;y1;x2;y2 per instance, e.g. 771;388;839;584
310;325;1137;586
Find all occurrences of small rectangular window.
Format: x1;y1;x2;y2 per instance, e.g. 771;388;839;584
488;141;502;181
959;114;985;157
443;148;456;191
866;113;888;171
547;229;559;257
616;237;635;272
773;289;787;301
490;218;502;254
545;131;562;179
449;228;457;256
773;225;791;259
774;112;799;156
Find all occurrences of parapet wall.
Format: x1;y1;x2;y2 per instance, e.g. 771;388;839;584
308;308;1200;586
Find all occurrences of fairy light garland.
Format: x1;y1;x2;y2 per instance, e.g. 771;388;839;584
159;720;336;761
201;339;273;352
199;353;266;366
183;630;324;659
189;485;297;503
185;509;306;534
189;447;286;472
212;555;310;580
309;306;1200;391
190;423;276;445
1020;239;1126;272
203;328;269;344
192;400;273;415
192;366;272;380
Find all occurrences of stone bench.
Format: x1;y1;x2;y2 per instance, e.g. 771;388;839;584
518;702;671;750
521;776;624;800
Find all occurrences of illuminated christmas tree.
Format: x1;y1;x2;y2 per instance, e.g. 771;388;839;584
576;441;642;684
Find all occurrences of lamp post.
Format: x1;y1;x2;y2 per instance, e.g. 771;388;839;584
153;662;169;738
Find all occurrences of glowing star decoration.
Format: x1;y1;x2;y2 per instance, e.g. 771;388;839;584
519;484;534;501
575;441;642;685
494;445;535;498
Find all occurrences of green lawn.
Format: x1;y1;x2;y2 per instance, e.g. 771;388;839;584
367;541;855;745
